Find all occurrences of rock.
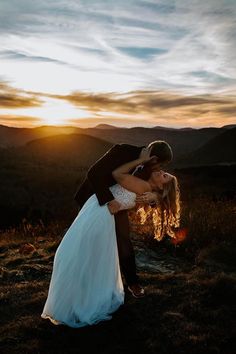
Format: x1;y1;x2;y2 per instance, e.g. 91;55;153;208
135;244;182;273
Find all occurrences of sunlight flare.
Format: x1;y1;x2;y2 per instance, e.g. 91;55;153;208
0;97;92;126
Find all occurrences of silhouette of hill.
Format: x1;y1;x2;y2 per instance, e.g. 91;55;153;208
94;124;120;129
153;126;195;131
16;133;113;167
1;124;234;163
153;126;178;130
83;126;224;162
0;125;82;148
179;128;236;166
222;124;236;130
0;134;113;229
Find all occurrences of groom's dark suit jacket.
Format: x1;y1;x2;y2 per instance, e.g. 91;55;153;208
74;143;144;208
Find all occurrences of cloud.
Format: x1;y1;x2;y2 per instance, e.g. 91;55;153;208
50;89;234;113
0;1;235;128
0;1;236;96
47;89;236;127
0;81;235;128
0;114;43;127
0;82;43;108
0;50;66;65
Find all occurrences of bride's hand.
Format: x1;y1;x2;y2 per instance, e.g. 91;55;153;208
139;147;152;162
107;199;121;214
136;191;158;205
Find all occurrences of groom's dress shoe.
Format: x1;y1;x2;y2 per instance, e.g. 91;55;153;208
128;284;145;298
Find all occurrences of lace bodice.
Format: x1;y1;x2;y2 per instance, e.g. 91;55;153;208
109;184;136;210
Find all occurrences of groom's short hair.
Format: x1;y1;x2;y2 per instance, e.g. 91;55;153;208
148;140;173;162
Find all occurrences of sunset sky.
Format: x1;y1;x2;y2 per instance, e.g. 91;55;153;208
0;0;236;128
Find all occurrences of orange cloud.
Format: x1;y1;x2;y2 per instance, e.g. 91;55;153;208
0;115;43;127
49;90;235;116
0;82;43;109
0;81;235;128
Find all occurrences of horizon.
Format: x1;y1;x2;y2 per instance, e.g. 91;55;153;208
0;1;236;129
1;122;235;131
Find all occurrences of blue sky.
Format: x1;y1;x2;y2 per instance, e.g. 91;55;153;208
0;0;235;128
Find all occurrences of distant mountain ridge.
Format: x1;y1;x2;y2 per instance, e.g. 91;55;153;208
94;124;120;129
13;133;113;167
179;127;236;167
222;124;236;130
0;124;235;166
0;125;81;148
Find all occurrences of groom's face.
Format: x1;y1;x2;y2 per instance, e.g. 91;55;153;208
148;154;169;172
147;147;171;171
151;162;162;172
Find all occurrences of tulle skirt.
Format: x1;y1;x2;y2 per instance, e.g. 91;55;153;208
41;194;124;328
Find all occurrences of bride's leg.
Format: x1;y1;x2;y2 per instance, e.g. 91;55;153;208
114;210;139;286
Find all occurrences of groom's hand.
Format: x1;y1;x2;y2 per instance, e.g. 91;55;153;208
107;199;121;214
136;192;158;205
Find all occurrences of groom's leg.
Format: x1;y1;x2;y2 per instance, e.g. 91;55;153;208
114;210;139;286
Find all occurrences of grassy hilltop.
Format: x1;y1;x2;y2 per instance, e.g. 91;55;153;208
0;126;236;353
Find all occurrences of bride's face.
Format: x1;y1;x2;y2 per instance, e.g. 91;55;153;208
151;170;173;190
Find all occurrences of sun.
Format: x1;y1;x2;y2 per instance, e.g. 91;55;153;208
38;98;91;126
0;97;92;126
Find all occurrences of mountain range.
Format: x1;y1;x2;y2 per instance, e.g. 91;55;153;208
0;124;235;167
180;127;236;166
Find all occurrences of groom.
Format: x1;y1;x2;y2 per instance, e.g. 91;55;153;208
74;141;173;298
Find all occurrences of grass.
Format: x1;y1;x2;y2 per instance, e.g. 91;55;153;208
0;220;236;354
0;269;235;354
0;164;235;353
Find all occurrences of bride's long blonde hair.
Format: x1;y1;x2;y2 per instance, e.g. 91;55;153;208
131;159;181;241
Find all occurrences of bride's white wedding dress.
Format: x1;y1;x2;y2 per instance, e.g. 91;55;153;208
41;184;136;328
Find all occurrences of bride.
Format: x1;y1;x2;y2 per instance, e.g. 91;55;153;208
41;153;179;328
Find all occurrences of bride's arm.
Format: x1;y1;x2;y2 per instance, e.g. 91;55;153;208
112;156;152;195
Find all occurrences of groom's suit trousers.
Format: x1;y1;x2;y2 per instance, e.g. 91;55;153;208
114;210;139;285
